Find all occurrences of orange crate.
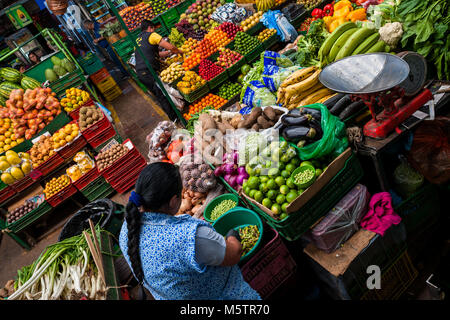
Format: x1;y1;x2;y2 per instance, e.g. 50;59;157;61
89;67;110;84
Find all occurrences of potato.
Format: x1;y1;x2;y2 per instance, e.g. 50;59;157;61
257;116;271;129
263;106;276;120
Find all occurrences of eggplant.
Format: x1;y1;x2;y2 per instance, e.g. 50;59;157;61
338;100;367;120
283;126;317;141
287;108;302;117
329;94;351;116
309;118;323;140
323;93;346;109
281;114;311;126
298;107;322;119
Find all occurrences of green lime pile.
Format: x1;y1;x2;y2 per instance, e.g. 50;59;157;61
242;140;329;221
234;32;261;56
218;82;241;100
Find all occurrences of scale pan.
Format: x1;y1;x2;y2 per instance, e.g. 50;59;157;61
319;53;410;94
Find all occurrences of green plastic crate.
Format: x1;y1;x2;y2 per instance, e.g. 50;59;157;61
246;22;263;36
207;71;228;90
0;138;32;158
34;111;71;137
176;1;191;15
49;68;85;99
77;53;104;75
225;40;235;51
6;201;53;233
24;51;66;84
80;176;115;202
226;57;245;78
244;43;264;64
181;83;209;103
161;7;180;30
248;151;364;241
262;33;280;50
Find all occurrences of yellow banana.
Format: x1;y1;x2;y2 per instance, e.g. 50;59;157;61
299;88;334;107
284;69;322;96
317;93;338;104
286;82;324;107
280;66;316;89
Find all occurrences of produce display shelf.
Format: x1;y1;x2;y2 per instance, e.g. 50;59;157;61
262;33;280;50
45;183;78;208
11;175;35;194
226;57;245;78
161;7;180;30
56;134;88;160
220;93;240;110
246;22;264;36
0;139;32;158
73;167;101;191
6;201;52;234
181;84;209;103
244;43;264;64
30;153;65;179
35;111;72;138
240;225;297;299
248;151;364;241
207;71;229;91
94;133;124;153
0;186;16;205
175;1;190;15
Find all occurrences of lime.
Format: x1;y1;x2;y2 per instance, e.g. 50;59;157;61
268;167;279;178
271;203;281;215
280;154;290;163
290;157;300;166
286;190;298;203
247;176;260;189
254;191;264;203
260;176;269;183
285;163;296;173
271;148;281;161
242;181;248;189
279;140;288;150
323;166;328;172
280;185;290;195
245;164;255;176
244;186;250;195
264;160;273;168
249;189;257;199
300;161;314;167
281;170;290;179
262;198;272;208
279;213;288;220
281;202;289;213
267;179;277;190
315;168;323;177
254;165;262;176
278;162;285;171
276;194;286;205
259;182;269;193
275;176;285;187
286;177;296;189
297;189;304;195
266;189;277;200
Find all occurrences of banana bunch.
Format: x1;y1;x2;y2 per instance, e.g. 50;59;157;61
318;22;392;68
256;0;275;12
276;66;336;110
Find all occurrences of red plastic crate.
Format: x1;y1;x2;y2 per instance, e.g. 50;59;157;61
68;99;95;121
106;155;147;186
0;186;16;204
80;111;112;141
57;134;88;160
11;175;35;193
73;167;100;191
240;226;297;299
31;153;65;179
46;183;78;208
89;67;110;84
110;161;147;193
87;125;116;149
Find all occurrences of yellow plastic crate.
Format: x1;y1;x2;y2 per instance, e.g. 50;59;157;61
103;85;122;101
96;76;118;93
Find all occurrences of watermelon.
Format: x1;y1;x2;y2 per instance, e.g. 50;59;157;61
61;58;76;73
0;67;22;83
53;65;67;77
0;81;22;99
45;68;59;82
0;95;6;107
21;76;41;90
51;56;62;66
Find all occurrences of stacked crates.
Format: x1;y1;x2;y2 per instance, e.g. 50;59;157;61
89;68;122;101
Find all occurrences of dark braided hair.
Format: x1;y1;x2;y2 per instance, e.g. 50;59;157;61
125;162;182;284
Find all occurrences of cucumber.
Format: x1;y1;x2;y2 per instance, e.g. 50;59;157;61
335;28;377;61
365;40;387;54
353;33;380;55
328;28;358;62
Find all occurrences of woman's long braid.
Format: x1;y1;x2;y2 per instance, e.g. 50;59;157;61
125;201;145;284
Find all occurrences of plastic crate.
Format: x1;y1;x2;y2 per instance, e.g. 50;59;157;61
94;133;124;153
226;57;245;78
0;138;32;158
98;139;142;179
244;43;264;64
161;7;180;30
247;22;263;36
249;152;364;241
88;125;117;149
30;153;65;179
262;33;279;50
90;68;111;85
46;183;78;208
110;160;147;193
80;111;112;142
360;250;418;300
240;226;297;299
73;167;100;191
95;76;118;93
103;85;122;101
77;54;104;75
6;201;53;233
34;111;71;138
176;1;191;15
49;69;85;99
56;134;88;160
180;84;209;103
107;155;147;186
80;176;115;202
207;71;228;90
79;175;108;195
11;175;35;193
68;98;95;121
0;186;16;205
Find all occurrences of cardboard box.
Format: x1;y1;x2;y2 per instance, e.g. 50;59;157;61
242;147;353;219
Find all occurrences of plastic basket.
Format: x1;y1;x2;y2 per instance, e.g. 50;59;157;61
240;226;297;299
248;152;364;241
77;54;104;75
226;57;245;78
110;160;147;194
161;7;180;30
90;68;111;85
80;111;112;142
176;1;190;15
244;43;264;64
204;193;239;223
80;176;115;201
6;201;53;233
360;250;418;300
262;33;279;50
73;167;101;191
94;133;124;153
180;83;209;103
56;134;88;160
103;86;123;102
106;154;147;186
11;175;35;193
207;71;228;90
87;125;117;149
0;186;16;205
49;69;85;99
30;153;65;179
95;76;118;93
46;183;78;208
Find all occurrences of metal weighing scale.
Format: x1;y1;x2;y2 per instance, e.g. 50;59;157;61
319;52;433;139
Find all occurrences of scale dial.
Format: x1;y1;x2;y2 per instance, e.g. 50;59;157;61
397;51;427;97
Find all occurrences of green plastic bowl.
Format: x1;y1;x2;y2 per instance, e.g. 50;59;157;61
203;193;239;223
212;206;264;264
291;164;317;189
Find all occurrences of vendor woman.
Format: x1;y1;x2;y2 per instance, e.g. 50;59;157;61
134;20;183;122
119;162;261;300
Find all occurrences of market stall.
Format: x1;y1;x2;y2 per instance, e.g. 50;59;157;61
0;0;449;301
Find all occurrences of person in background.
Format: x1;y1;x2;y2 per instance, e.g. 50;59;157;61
28;51;40;66
82;20;128;79
134;20;183;121
119;162;261;300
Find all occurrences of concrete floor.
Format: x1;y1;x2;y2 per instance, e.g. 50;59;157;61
0;76;167;288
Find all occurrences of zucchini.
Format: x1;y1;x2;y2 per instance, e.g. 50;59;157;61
338;100;367;120
329;94;351;116
323;92;346;109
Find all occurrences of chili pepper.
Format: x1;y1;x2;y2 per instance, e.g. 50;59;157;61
311;8;324;18
323;3;334;16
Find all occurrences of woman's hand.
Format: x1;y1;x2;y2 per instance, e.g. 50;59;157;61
220;230;243;266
